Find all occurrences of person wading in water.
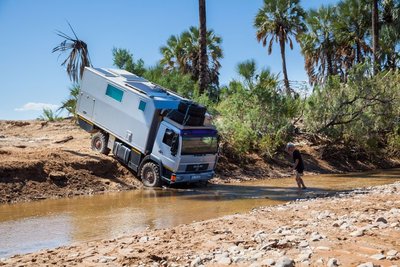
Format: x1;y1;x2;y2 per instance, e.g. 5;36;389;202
286;143;307;190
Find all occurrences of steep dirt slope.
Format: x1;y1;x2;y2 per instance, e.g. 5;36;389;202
0;120;141;203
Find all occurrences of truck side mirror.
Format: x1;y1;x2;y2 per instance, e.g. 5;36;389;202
170;134;179;156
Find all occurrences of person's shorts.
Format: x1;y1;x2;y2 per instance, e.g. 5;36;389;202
295;168;304;175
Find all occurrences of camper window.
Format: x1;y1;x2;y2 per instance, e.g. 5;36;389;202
106;84;124;102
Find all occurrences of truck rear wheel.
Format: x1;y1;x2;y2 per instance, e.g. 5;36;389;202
91;131;110;155
140;162;162;187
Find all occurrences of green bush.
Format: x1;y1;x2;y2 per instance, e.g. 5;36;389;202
215;78;299;157
387;126;400;156
38;108;63;122
304;63;400;153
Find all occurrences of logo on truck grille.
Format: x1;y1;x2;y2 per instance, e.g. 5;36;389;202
186;164;208;172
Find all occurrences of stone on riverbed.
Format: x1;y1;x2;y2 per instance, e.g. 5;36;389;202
275;256;294;267
217;256;231;265
296;252;311;262
387;249;398;257
370;253;385;260
376;217;387;224
260;258;275;266
190;257;202;267
357;262;378;267
327;258;340;267
350;229;364;237
98;256;117;263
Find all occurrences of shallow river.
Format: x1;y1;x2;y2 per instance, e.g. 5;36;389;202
0;169;399;258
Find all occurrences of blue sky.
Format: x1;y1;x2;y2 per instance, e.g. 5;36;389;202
0;0;339;120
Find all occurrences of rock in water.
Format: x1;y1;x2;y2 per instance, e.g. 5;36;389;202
275;256;294;267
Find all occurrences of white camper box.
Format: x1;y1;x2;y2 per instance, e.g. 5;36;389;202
77;67;182;154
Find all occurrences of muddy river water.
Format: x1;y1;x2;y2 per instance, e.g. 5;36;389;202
1;169;399;258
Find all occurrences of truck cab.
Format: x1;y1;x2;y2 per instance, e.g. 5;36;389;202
150;118;218;186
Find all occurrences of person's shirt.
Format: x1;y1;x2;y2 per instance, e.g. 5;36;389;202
292;149;304;171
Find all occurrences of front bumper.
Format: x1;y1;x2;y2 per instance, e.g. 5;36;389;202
163;171;215;184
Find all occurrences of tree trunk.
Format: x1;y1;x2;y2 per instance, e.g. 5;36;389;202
356;41;361;64
279;36;290;95
198;0;208;95
372;0;379;75
389;48;396;70
327;54;333;76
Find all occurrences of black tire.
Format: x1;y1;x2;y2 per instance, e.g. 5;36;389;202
178;101;207;117
167;110;204;126
140;162;162;187
91;131;110;155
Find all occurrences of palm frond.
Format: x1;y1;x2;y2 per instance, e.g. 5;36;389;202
52;22;91;83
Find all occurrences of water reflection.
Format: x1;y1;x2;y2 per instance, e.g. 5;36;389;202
0;168;399;258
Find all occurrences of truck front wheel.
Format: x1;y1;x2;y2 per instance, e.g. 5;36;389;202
91;131;110;155
140;162;162;187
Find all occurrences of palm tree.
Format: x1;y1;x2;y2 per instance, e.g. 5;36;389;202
236;59;278;91
336;0;371;65
254;0;306;95
198;0;208;94
380;0;400;70
160;35;187;73
160;27;223;89
237;59;257;90
300;6;339;85
52;22;91;83
372;0;380;74
58;84;80;118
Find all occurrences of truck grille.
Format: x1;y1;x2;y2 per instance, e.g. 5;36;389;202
186;164;209;172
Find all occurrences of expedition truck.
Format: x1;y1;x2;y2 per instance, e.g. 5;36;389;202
76;67;219;187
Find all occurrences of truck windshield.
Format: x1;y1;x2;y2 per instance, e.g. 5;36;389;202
181;136;218;155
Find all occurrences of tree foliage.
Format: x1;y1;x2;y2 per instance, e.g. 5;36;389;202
143;64;199;98
160;26;223;91
112;48;146;76
300;0;400;84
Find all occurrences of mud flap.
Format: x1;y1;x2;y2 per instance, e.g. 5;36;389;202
78;117;95;133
